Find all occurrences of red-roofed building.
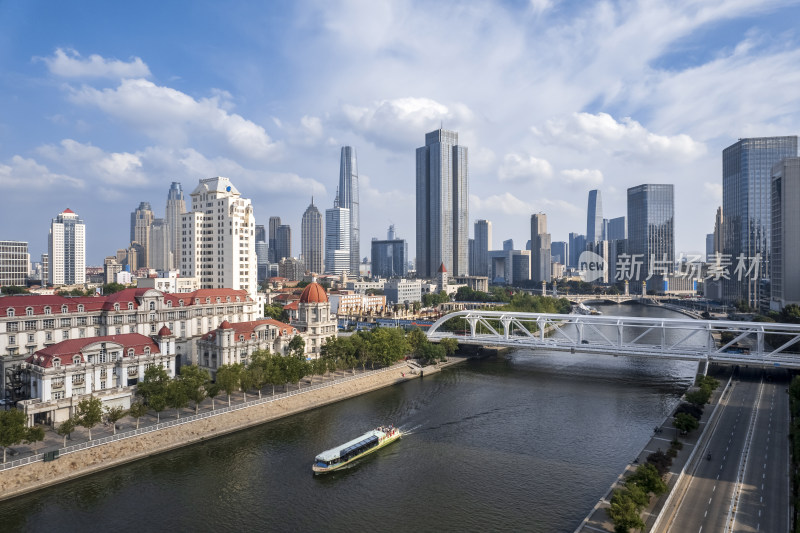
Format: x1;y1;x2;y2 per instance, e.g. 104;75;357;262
18;329;176;425
286;282;337;356
196;319;298;377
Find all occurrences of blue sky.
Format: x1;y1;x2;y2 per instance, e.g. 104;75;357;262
2;0;800;265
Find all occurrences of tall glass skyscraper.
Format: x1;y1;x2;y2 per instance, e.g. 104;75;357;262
325;199;350;275
301;199;323;275
416;128;469;277
268;216;281;263
586;189;604;244
722;136;798;307
49;208;85;286
472;219;491;276
275;224;292;262
531;213;551;283
165;182;186;271
339;146;360;275
627;184;674;288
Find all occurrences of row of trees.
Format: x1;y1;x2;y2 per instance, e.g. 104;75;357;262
0;410;44;462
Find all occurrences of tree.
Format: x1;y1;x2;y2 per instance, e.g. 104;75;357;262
128;401;148;429
206;383;221;410
439;337;459;358
263;304;289;323
75;396;103;440
137;365;170;404
673;412;700;435
288;335;306;359
180;364;210;414
216;364;241;406
0;408;27;462
406;328;428;357
104;405;127;435
238;366;255;402
56;417;76;447
101;282;126;295
1;286;28;295
685;388;711;406
24;425;46;455
608;488;646;533
627;462;667;495
166;380;189;419
149;394;167;423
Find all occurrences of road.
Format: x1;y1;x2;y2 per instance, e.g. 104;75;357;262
666;368;790;533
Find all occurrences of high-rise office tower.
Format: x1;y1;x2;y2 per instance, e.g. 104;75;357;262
771;157;800;309
503;239;514;252
0;241;29;287
149;218;171;272
339;147;360;275
325;198;351;275
531;213;551;282
131;201;154;268
472;219;491;277
48;208;85;286
607;216;627;241
301;199;324;275
41;253;49;286
627;184;674;288
713;207;724;255
180;177;256;296
165;182;186;271
723;136;798;307
255;224;266;243
371;226;408;278
587;190;604;244
706;234;715;263
568;233;586;268
551;241;568;265
275;224;292;262
416;128;469;278
268;216;281;263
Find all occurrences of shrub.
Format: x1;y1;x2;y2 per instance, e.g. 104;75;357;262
674;402;703;419
646;450;672;477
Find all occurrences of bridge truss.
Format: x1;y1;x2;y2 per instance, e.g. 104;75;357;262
426;311;800;368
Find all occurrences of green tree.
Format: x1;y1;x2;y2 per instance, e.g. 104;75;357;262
0;409;27;462
368;327;409;367
626;462;667;495
56;417;76;447
216;364;241;406
149;394;167;423
685;387;711;406
101;282;126;295
238;366;255;402
166;380;189;419
288;335;306;358
608;488;646;533
75;396;103;440
128;401;148;429
439;337;459;358
263;304;289;322
24;425;46;455
104;405;127;435
673;412;700;435
406;328;428;357
137;365;170;404
180;364;210;414
1;286;29;295
206;383;221;410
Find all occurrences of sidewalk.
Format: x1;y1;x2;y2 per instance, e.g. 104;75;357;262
574;369;731;533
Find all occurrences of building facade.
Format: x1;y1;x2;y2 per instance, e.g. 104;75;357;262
607;216;627;241
301;200;324;275
384;278;422;305
48;208;85;286
586;190;604;244
0;241;29;288
197;319;297;377
627;184;675;289
771;157;800;310
325;201;351;275
268;216;281;263
275;224;292;262
131;202;155;268
338;147;360;275
149;218;171;272
471;219;491;277
165;182;186;271
530;213;551;283
416;128;469;278
180;177;257;298
371;238;408;279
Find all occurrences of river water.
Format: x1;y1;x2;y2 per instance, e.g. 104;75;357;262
0;304;699;532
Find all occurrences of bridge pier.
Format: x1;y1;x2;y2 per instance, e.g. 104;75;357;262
697;360;708;376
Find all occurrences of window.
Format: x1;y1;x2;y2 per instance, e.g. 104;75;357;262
26;307;33;316
114;303;120;311
7;308;14;317
8;335;15;345
128;303;134;310
127;348;135;357
60;318;71;328
45;332;52;342
61;305;68;313
77;304;84;312
149;301;156;311
43;319;54;329
73;355;81;365
179;300;184;307
52;391;65;400
27;334;34;343
25;321;36;331
79;329;86;338
144;347;151;355
44;306;51;315
53;358;61;368
100;380;106;390
113;315;123;325
62;330;69;340
77;316;87;326
167;301;172;308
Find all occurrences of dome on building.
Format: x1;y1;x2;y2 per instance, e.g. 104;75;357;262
299;282;328;303
157;325;172;336
218;320;232;329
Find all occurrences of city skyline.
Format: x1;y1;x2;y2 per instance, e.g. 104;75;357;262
2;3;800;264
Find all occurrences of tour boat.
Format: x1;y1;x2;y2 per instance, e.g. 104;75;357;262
312;426;401;474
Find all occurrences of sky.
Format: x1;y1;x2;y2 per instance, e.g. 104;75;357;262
1;0;800;266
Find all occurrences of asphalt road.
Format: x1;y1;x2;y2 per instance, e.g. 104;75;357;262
667;369;790;533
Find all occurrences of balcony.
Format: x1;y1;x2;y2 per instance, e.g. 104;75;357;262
127;367;138;377
71;377;85;386
51;382;64;390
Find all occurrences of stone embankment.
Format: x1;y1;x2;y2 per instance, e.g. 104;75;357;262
0;357;465;501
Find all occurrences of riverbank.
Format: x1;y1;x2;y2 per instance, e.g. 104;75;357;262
0;356;467;501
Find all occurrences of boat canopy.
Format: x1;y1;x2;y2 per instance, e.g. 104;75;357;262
315;429;383;462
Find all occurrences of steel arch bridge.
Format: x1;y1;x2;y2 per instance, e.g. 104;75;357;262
426;311;800;369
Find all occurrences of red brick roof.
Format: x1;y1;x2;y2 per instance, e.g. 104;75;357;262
26;333;160;368
300;282;327;303
201;319;296;342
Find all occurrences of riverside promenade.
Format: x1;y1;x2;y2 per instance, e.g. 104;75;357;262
0;357;465;501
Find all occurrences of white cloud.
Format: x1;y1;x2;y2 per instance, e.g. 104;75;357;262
498;153;553;182
37;139;148;187
39;48;151;79
539;112;706;161
68;79;282;161
560;168;603;187
703;182;722;202
470;192;533;215
0;155;84;190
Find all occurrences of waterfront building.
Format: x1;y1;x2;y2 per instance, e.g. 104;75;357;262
275;224;292;262
722;137;798;308
328;292;386;316
771;157;800;310
131;202;154;268
451;275;489;293
607;216;627;241
384;278;422;305
339;147;360;275
531;213;551;282
325;199;351;275
0;241;29;288
268;216;281;263
586;190;603;244
489;249;530;285
48;208;85;286
301;200;324;275
165;182;186;271
627;184;675;290
179;177;257;297
415;128;469;278
198;319;297;377
371;228;408;279
285;281;338;356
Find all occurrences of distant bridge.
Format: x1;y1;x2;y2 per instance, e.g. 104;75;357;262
426;311;800;369
560;293;672;304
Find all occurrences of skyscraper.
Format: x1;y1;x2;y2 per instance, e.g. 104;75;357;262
275;224;292;262
531;213;551;283
770;157;800;309
165;182;186;271
568;232;586;268
255;224;266;243
627;184;674;289
587;190;604;244
0;241;29;287
416;128;469;278
551;241;568;265
607;216;627;241
180;177;257;296
371;226;408;279
48;208;85;286
268;216;281;263
713;207;724;255
472;219;491;277
301;199;324;275
325;199;350;275
723;136;798;307
131;201;154;268
339;147;360;275
149;218;171;272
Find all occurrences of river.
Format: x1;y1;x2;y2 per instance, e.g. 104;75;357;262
0;304;699;532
